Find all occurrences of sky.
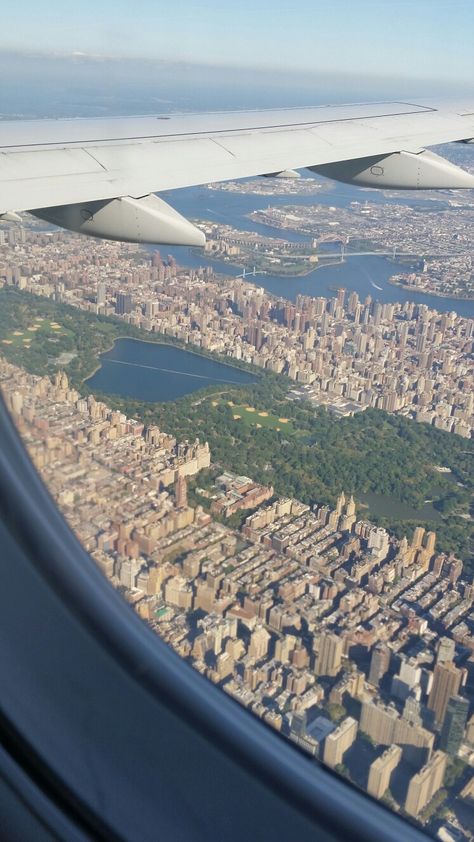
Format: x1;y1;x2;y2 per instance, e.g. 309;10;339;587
0;1;473;119
1;0;473;82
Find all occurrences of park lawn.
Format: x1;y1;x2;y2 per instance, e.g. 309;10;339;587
222;400;295;434
2;319;73;348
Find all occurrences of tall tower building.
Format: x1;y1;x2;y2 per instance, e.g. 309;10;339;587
248;626;270;660
397;535;409;564
424;531;436;555
428;662;462;728
360;700;399;746
447;557;463;584
439;695;469;756
97;282;106;306
360;700;434;763
347;291;359;314
392;657;421;701
175;475;188;509
316;632;343;677
335;492;346;516
290;710;307;739
405;751;447;817
356;331;367;355
323;717;358;769
115;293;133;315
402;693;422;726
367;745;402;800
345;495;356;518
436;637;456;665
340;494;357;532
290;710;318;756
368;643;391;688
412;526;425;549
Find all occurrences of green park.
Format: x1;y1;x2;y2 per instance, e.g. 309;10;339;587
0;287;472;570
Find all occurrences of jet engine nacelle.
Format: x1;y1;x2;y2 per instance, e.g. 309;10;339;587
31;194;206;246
309;149;474;190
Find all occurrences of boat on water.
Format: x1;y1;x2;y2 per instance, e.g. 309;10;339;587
371;281;383;291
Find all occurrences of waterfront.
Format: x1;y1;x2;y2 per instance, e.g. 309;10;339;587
87;338;257;402
162;184;474;317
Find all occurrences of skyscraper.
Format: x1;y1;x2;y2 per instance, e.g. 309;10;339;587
405;751;447;817
367;745;402;800
346;495;356;518
290;710;307;739
175;475;187;509
290;710;318;756
316;632;343;677
360;700;434;764
97;282;106;306
402;693;422;727
437;637;456;665
391;657;421;701
115;293;133;315
340;495;357;532
368;643;391;688
347;290;359;314
439;695;469;756
412;526;425;549
248;626;270;660
424;531;436;555
335;492;346;515
323;717;358;769
428;662;462;728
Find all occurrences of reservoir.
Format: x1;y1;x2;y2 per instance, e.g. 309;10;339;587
87;339;257;402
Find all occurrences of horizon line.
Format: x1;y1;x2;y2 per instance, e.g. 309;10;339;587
0;46;472;88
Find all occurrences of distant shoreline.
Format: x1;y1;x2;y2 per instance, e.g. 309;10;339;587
189;247;344;278
388;278;474;302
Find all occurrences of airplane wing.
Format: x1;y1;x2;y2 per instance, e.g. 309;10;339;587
1;99;473;245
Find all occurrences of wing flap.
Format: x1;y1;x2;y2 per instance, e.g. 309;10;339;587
0;101;473;217
0;148;105;181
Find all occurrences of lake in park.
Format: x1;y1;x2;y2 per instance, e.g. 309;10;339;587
359;491;442;523
87;338;257;402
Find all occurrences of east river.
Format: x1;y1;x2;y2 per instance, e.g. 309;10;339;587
160;181;474;318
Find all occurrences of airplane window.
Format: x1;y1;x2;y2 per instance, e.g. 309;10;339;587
0;5;473;840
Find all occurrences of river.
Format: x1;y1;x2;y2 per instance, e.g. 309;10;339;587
86;338;257;402
157;182;474;317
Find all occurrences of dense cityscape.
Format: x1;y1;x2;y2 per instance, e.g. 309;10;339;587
248;197;474;300
1;222;473;437
0;194;473;838
1;356;473;835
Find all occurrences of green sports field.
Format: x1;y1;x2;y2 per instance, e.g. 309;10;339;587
220;400;294;433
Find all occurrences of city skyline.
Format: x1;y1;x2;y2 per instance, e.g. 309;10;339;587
0;184;472;834
1;7;473;834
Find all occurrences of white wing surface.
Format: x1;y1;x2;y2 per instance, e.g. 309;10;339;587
1;99;473;245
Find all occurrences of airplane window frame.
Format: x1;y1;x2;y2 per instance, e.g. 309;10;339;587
0;390;432;842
